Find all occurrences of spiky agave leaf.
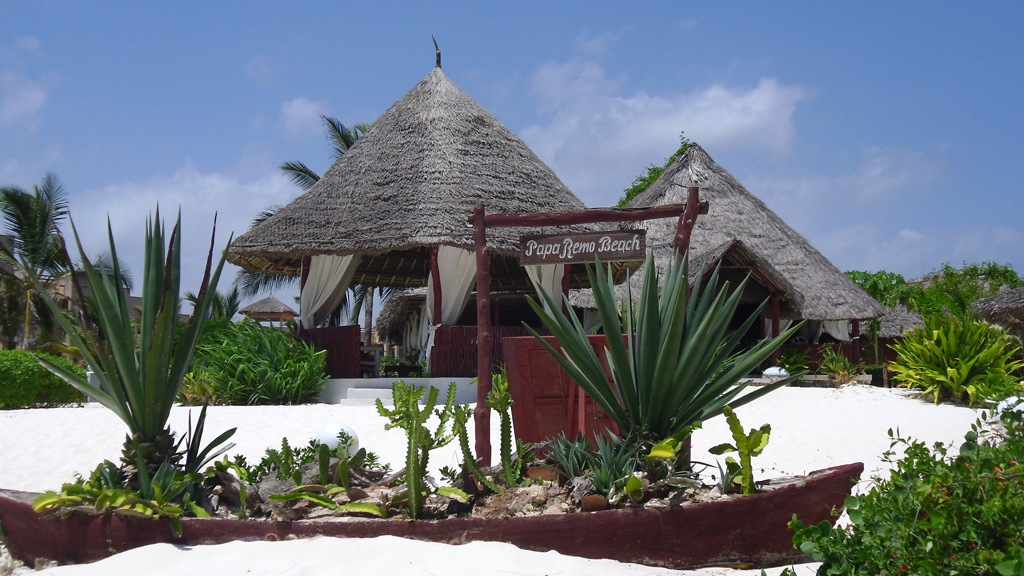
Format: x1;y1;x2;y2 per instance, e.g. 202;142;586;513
526;250;803;444
28;208;231;450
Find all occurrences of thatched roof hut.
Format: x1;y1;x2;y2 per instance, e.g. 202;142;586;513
574;144;885;326
877;305;924;339
239;295;297;323
228;64;595;293
972;287;1024;338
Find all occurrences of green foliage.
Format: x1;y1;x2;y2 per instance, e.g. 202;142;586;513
545;433;592;481
890;315;1024;405
246;437;320;485
777;347;811;374
375;381;457;519
453;404;502;494
617;132;690;207
184;322;327;405
486;367;527;487
790;406;1024;575
819;347;863;385
590;432;639;497
846;263;1022;323
0;349;85;408
29;209;227;476
708;406;771;495
527;250;800;450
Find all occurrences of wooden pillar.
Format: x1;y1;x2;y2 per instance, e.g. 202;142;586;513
770;295;782;364
561;264;571;316
430;246;443;324
851;319;861;365
671;187;701;258
473;204;493;466
300;256;311;292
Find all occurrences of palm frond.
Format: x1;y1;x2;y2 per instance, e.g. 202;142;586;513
279;161;320;191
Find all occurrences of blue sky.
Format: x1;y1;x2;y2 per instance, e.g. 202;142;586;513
1;2;1021;304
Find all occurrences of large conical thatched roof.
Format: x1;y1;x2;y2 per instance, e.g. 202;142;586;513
574;144;884;321
228;65;592;278
972;287;1024;337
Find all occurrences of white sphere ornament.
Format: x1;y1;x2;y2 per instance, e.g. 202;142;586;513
763;366;790;379
315;422;360;456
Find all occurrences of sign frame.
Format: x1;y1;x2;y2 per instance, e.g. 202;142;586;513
518;230;647;265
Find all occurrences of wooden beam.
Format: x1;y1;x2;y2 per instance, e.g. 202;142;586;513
430;246;443;324
672;187;701;257
771;296;782;364
473;204;493;466
851;319;861;365
561;263;571;316
473;201;709;227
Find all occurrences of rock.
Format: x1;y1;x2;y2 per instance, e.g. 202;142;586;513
581;494;608;512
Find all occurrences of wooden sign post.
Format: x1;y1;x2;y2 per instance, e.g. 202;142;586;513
471;187;706;465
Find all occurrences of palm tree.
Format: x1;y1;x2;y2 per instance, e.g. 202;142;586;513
0;173;72;349
237;116;383;336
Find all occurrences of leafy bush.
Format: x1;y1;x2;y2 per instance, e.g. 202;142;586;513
819;347;863;385
777;347;810;374
0;350;85;408
890;315;1024;405
184;323;327;405
790;405;1024;575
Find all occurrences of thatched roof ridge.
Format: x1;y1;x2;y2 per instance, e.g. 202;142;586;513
376;288;426;344
620;143;884;321
239;295;297;316
229;66;593;271
972;287;1024;336
877;305;924;339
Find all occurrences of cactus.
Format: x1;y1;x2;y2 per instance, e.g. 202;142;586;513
708;406;771;495
486;368;525;487
375;381;457;519
453;404;502;494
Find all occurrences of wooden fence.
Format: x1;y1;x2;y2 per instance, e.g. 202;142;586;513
430;325;551;378
297;325;362;379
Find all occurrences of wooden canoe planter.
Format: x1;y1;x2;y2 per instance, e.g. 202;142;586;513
0;462;862;570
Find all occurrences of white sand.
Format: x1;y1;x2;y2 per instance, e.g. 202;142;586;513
0;385;982;576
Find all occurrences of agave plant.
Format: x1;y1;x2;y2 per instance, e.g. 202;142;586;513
527;250;801;447
27;209;229;483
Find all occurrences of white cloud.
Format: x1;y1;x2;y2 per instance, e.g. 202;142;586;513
574;31;621;55
13;37;41;53
520;58;807;205
280;97;329;138
0;70;48;126
65;167;297;300
245;57;273;87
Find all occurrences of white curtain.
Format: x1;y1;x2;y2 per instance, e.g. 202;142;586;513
420;246;478;366
298;254;361;329
583;309;602;335
822;320;852;342
763;318;794;340
525;263;566;316
404;308;422;352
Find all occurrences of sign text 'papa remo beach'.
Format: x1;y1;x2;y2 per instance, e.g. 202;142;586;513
519;231;647;265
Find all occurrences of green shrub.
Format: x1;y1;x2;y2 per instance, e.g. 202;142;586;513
0;350;85;408
890;315;1024;405
777;347;811;374
790;405;1024;575
183;323;327;405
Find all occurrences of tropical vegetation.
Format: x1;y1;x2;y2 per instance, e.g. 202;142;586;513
791;404;1024;575
617;132;690;207
0;349;84;408
182;320;328;406
29;208;228;484
0;173;72;351
527;250;800;449
889;315;1023;405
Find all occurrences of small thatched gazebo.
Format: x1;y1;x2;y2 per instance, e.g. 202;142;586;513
228;57;606;377
239;295;297;328
575;143;885;362
973;287;1024;339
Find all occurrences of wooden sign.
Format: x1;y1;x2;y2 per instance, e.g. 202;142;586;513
519;231;647;265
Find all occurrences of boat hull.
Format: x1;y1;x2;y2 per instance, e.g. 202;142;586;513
0;462;862;570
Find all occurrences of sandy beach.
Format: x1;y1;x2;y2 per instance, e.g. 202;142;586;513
0;385;982;575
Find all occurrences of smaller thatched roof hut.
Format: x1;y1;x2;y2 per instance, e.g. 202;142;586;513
973;287;1024;338
240;295;297;325
877;305;925;339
